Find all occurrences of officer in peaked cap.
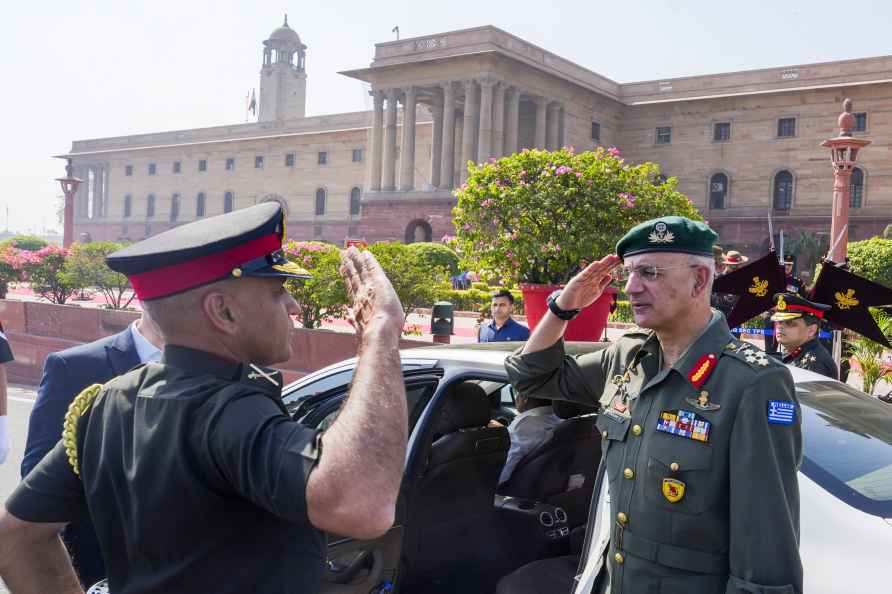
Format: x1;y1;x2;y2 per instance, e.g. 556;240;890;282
771;293;838;379
0;203;410;594
498;216;802;594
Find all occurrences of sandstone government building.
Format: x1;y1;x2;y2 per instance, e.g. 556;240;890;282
60;21;892;255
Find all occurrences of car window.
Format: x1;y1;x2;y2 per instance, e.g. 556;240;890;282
796;381;892;517
315;381;436;435
283;362;433;406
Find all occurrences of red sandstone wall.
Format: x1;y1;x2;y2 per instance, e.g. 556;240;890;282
0;299;429;387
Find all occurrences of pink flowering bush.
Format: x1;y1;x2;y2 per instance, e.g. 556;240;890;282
0;246;26;298
282;241;348;329
452;147;702;285
21;245;85;304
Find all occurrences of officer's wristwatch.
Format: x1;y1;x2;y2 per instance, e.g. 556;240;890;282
546;290;581;321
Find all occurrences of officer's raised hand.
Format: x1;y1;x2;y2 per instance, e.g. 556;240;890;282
339;247;404;338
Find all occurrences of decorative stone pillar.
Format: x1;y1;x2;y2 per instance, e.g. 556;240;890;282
382;89;399;191
430;93;444;189
460;80;479;183
546;102;561;150
399;86;417;191
504;87;520;155
477;78;495;160
534;96;548;149
368;90;384;191
492;83;506;157
92;165;104;219
558;105;566;148
440;82;456;189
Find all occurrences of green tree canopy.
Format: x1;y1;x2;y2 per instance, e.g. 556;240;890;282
64;242;135;309
847;237;892;289
283;241;348;329
369;241;446;320
0;235;49;252
406;242;461;276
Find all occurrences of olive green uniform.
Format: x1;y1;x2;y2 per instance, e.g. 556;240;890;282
505;313;803;594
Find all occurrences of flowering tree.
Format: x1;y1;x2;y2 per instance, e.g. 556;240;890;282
452;147;702;285
22;246;85;304
282;241;349;329
64;242;135;309
0;246;26;299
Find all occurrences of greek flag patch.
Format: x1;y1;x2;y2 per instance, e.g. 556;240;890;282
767;401;796;425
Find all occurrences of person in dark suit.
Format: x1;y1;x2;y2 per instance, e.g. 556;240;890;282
20;313;162;588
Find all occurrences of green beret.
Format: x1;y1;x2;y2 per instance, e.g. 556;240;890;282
615;216;717;260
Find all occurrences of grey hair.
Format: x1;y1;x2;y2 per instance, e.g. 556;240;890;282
688;254;716;294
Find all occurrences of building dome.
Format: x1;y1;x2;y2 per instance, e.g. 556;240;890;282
268;16;302;46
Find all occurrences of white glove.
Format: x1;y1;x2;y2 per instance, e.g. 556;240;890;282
0;415;9;465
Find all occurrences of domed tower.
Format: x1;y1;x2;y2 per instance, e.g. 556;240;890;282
258;16;307;121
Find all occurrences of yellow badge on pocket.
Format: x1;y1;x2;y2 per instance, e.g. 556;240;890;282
662;478;686;503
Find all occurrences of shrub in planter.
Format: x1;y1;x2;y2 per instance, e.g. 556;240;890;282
847;237;892;289
282;241;348;329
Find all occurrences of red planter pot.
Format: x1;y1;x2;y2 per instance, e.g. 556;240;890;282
520;284;616;342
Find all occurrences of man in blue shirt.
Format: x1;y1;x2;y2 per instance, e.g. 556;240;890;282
478;290;530;343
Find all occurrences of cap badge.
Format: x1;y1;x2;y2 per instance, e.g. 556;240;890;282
835;288;858;310
748;276;769;298
662;478;686;503
776;295;788;311
648;221;675;244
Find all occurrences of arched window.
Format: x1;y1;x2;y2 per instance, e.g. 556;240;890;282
773;170;794;211
709;173;728;210
315;188;326;216
170;194;180;222
224;191;234;213
123;195;132;219
349;187;361;216
146;194;156;219
196;192;206;217
850;167;864;208
404;220;432;244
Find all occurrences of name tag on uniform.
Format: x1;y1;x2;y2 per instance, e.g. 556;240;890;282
656;409;711;443
767;401;796;425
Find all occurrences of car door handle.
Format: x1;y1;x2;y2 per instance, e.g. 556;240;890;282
326;549;373;584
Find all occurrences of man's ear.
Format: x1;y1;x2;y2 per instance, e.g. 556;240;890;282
202;291;239;334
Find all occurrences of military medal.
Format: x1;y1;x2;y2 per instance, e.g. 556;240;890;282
685;390;721;412
656;409;711;443
662;478;686;503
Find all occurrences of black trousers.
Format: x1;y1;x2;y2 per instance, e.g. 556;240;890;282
497;556;581;594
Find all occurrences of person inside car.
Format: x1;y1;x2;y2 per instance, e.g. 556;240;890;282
498;394;562;485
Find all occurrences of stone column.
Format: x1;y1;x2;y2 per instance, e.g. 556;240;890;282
93;165;104;219
368;90;384;191
558;105;566;148
505;87;520;155
382;89;399;191
399;86;417;191
477;78;495;160
460;79;478;183
430;93;444;189
546;102;560;150
440;82;456;189
492;83;506;157
534;96;548;149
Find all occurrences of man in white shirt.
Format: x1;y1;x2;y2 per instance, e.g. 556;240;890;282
499;394;562;485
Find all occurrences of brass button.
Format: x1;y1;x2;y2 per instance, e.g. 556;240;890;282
617;512;628;525
632;424;642;436
614;552;625;564
602;430;608;439
623;468;634;479
670;462;680;472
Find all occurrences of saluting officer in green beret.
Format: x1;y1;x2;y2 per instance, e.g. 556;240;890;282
0;203;409;594
497;217;803;594
771;292;838;380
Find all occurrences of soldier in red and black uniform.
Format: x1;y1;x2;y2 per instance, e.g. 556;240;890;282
771;293;838;380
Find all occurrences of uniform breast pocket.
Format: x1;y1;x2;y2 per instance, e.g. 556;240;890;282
596;412;630;484
644;436;713;515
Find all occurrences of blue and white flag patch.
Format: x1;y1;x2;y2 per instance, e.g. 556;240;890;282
767;400;796;425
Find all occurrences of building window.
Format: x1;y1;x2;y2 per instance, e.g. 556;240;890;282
655;126;671;145
224;191;234;213
709;173;728;209
198;159;207;172
713;122;731;142
315;188;326;215
146;194;156;218
123;195;132;218
285;153;295;167
170;194;180;222
854;112;868;133
255;156;264;169
349;187;361;215
591;122;601;144
125;165;133;176
196;192;206;217
773;170;794;210
173;161;181;174
777;117;796;138
850;167;864;208
226;158;235;171
148;163;157;175
318;152;327;165
352;149;363;163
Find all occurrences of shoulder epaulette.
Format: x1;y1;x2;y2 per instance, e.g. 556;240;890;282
63;383;103;476
721;340;778;370
620;325;652;339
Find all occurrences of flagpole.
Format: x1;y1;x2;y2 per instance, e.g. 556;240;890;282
826;224;848;264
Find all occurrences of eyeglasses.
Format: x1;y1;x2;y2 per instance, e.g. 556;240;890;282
613;264;700;283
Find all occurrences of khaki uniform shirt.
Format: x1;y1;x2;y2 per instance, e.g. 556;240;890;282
505;314;803;594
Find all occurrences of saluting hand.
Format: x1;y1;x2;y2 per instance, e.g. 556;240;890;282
557;254;622;311
339;247;404;339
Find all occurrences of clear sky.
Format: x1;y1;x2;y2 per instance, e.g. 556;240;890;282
2;0;889;234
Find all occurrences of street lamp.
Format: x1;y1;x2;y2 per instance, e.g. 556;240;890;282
821;98;871;263
55;158;82;248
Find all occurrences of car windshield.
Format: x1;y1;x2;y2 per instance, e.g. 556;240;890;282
797;380;892;517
